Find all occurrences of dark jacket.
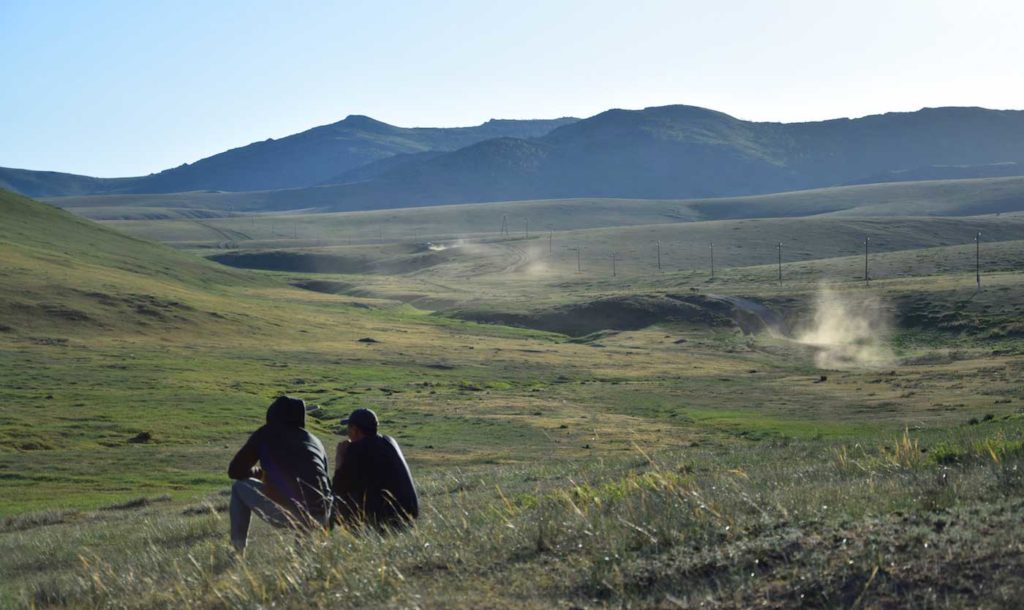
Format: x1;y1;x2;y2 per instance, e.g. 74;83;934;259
332;434;418;527
228;398;332;519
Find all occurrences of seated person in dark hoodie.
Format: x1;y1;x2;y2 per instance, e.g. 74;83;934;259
227;396;332;553
332;408;418;529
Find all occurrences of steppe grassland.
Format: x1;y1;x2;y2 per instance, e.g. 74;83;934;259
3;190;1024;607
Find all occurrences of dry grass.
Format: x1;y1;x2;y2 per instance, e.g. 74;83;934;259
5;427;1024;608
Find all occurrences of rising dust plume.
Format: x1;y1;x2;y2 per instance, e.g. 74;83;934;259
796;285;895;370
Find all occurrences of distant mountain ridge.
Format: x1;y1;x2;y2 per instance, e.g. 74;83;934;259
0;115;579;196
266;105;1024;211
7;105;1024;211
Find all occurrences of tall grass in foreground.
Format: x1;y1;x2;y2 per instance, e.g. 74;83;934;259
4;425;1024;608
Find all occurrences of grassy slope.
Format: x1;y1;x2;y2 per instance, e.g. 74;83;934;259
0;190;587;513
0;189;266;339
3;190;1024;607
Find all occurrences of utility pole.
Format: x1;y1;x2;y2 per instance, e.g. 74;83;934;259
656;240;662;271
864;236;870;286
612;252;620;277
568;246;581;273
709;242;715;279
975;231;982;289
774;241;782;284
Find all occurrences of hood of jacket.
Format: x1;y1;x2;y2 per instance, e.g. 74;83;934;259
266;395;306;428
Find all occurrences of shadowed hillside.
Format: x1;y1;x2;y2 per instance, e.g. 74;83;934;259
291;105;1024;209
0;116;578;196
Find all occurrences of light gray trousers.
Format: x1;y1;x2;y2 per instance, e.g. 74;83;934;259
229;478;328;552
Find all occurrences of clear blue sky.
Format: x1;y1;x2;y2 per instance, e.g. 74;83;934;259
2;0;1021;177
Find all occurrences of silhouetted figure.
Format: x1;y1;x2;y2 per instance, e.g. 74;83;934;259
227;396;332;553
332;408;418;529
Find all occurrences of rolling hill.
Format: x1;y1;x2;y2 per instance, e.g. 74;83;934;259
58;175;1024;230
0;188;264;337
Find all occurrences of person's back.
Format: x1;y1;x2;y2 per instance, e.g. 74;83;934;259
227;396;332;552
332;408;418;528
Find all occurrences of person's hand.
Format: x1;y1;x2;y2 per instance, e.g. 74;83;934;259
335;440;351;470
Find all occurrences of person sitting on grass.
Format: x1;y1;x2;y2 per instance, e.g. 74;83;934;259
227;395;333;554
332;408;419;530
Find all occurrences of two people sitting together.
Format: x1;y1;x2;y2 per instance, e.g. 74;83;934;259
227;396;418;553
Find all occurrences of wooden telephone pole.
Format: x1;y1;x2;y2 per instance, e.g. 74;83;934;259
567;246;581;273
975;231;982;289
864;236;870;286
777;242;783;285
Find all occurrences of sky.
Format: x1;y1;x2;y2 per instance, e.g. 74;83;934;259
1;0;1022;177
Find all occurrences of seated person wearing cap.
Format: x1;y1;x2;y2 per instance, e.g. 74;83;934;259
227;396;333;553
332;408;419;529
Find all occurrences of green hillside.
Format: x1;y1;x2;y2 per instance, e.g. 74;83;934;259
0;189;263;338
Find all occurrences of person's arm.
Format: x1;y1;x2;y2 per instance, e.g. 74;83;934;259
333;440;351;478
332;441;357;494
227;431;263;480
331;441;366;523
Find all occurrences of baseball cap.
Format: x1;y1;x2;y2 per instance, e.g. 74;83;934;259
341;408;378;433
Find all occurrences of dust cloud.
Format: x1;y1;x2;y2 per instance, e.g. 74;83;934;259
796;285;894;370
520;244;553;277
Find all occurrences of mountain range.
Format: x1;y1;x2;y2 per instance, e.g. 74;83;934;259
0;116;578;196
4;105;1024;212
